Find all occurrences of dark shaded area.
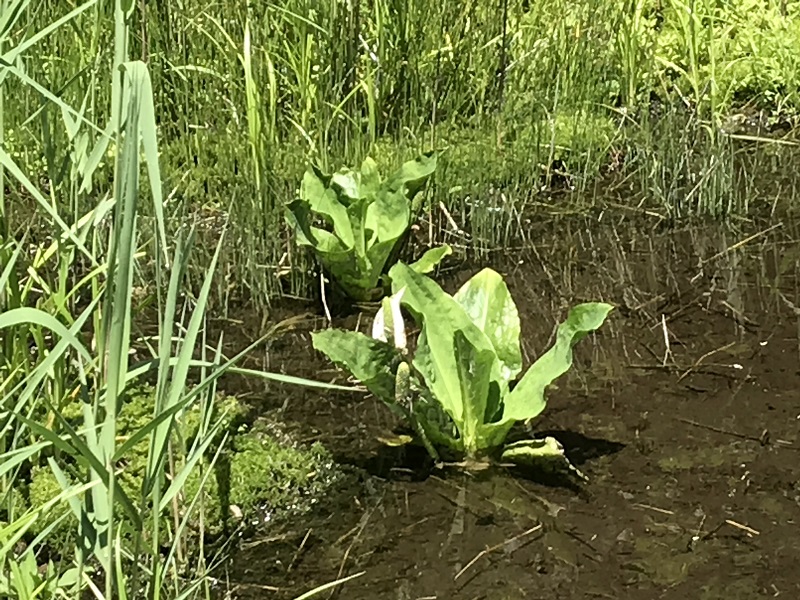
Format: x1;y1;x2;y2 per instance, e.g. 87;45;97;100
537;429;627;466
332;439;436;482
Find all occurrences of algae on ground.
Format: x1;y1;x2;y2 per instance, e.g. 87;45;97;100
187;423;343;535
16;383;343;549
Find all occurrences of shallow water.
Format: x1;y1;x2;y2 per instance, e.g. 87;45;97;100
219;213;800;599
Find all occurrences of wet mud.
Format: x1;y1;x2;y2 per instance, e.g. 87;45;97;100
218;214;800;599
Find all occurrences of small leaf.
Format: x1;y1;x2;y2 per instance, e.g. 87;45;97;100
285;201;350;254
384;152;438;200
331;166;363;203
299;167;354;246
376;432;414;447
501;437;587;480
408;244;452;274
312;329;401;404
501;437;566;463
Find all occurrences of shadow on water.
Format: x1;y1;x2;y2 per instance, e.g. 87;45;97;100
333;442;436;482
534;430;627;466
219;208;800;600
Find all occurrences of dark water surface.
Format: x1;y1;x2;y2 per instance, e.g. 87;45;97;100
220;213;800;599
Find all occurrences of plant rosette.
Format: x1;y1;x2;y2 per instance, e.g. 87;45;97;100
285;152;451;302
313;262;614;475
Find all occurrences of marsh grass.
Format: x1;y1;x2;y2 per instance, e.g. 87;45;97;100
0;2;354;599
8;1;800;311
4;3;800;594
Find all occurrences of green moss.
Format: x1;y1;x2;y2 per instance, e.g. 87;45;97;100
26;466;76;549
14;383;344;552
228;431;341;520
184;424;344;536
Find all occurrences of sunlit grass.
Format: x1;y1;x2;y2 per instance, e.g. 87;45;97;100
6;1;799;314
3;2;800;595
0;2;353;598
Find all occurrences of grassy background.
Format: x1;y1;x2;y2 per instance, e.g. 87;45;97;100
6;1;800;311
3;2;800;597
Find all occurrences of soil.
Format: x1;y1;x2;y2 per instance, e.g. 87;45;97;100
216;213;800;600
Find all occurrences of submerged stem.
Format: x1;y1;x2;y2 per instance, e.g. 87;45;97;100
395;361;439;461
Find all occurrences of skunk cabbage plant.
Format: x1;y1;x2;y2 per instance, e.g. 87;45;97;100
285;152;449;301
312;263;613;468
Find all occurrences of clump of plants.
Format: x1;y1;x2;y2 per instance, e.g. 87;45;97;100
192;428;342;534
285;152;451;301
19;385;342;546
313;263;613;473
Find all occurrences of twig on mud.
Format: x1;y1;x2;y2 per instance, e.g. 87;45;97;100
700;518;760;543
627;363;682;371
603;200;666;220
691;222;783;283
717;300;759;328
227;581;281;594
330;500;380;599
660;314;674;367
320;273;332;325
632;503;675;516
724;519;760;536
453;524;543;581
629;362;753;382
777;290;800;316
687;513;707;551
439;200;464;234
675;417;769;445
646;293;704;331
677;341;737;383
287;528;312;573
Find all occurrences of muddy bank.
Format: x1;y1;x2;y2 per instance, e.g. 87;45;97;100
217;215;800;599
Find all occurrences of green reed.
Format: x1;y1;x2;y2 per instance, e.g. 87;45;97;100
5;1;800;307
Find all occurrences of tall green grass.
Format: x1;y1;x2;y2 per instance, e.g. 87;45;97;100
7;1;800;312
0;2;354;598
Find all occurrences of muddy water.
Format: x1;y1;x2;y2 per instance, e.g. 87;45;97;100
222;214;800;600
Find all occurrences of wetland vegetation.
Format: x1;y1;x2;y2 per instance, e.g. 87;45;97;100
3;0;800;598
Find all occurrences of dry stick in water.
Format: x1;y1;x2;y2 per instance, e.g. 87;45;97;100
287;528;313;573
330;501;378;599
701;518;761;542
677;341;737;382
690;222;783;284
675;417;770;445
320;272;332;325
660;314;674;367
454;524;543;581
439;201;463;234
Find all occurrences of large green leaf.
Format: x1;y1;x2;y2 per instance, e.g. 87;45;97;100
312;329;401;404
300;166;353;245
452;330;496;454
453;268;522;383
389;263;502;435
366;182;411;245
490;302;613;430
383;152;438;201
